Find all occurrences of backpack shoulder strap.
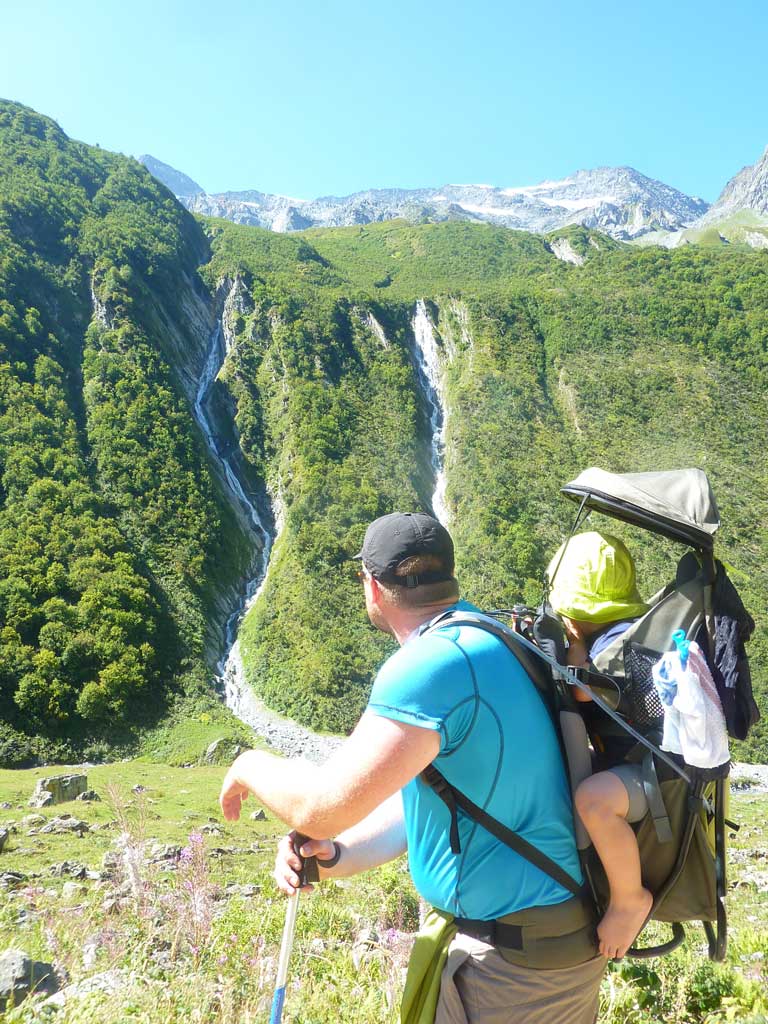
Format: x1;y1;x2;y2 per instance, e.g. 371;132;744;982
421;609;553;697
419;611;582;897
421;762;583;897
423;610;691;784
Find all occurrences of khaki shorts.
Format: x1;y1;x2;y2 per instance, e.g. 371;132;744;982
435;932;606;1024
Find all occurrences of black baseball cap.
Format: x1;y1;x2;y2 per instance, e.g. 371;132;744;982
355;512;455;588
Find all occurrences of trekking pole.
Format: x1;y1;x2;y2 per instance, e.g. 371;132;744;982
269;832;315;1024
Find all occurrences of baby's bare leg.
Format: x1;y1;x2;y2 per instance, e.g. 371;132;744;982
575;772;653;959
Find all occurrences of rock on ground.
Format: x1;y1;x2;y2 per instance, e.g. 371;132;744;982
43;969;130;1009
37;816;90;836
0;949;59;1011
29;774;88;808
731;762;768;794
0;872;29;890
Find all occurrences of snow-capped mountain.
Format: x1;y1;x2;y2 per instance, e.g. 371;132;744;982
139;157;708;242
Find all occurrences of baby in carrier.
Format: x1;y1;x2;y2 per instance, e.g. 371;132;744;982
547;531;654;959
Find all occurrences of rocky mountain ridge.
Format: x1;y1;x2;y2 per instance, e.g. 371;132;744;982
140;158;709;242
702;145;768;221
653;146;768;249
138;154;204;198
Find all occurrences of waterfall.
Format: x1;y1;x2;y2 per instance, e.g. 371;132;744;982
192;316;274;719
193;308;340;762
410;300;449;524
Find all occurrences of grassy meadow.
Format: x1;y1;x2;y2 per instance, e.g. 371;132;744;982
0;761;767;1023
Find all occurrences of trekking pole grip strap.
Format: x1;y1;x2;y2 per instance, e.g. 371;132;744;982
315;841;341;868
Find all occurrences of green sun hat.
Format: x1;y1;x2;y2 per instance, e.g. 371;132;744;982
547;531;648;624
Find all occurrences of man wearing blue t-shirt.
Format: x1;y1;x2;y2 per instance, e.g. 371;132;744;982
220;513;605;1023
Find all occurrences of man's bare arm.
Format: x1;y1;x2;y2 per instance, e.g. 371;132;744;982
219;710;440;837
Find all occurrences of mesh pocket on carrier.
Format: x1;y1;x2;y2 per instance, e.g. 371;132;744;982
622;641;666;729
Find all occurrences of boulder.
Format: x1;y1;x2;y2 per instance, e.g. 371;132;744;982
101;851;120;874
225;882;261;898
21;814;46;830
200;823;225;835
14;907;39;929
102;894;129;915
30;790;53;808
38;816;90;836
204;738;225;763
49;861;87;879
43;968;127;1009
204;739;241;764
0;949;59;1010
0;871;28;890
61;882;86;900
149;842;182;863
29;774;87;808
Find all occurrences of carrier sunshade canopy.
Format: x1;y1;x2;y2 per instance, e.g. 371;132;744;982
561;468;720;550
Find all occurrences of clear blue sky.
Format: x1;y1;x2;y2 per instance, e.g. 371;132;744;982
3;0;767;203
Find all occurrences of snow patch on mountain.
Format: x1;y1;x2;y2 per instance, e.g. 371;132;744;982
142;156;710;243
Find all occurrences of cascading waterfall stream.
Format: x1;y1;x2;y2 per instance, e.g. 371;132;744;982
193;320;274;715
193;313;341;762
410;300;449;524
191;296;450;761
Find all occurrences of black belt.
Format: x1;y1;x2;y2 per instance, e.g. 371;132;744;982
454;917;523;949
452;894;600;970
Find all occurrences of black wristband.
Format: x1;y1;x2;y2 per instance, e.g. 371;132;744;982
314;841;341;868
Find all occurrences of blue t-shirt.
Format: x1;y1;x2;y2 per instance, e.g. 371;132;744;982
367;602;581;920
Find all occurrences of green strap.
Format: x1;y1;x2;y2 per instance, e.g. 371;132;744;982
640;751;673;844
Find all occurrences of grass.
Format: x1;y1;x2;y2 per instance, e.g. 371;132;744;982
0;763;767;1022
135;696;262;768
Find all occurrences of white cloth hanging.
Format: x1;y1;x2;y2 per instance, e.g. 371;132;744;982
652;640;730;768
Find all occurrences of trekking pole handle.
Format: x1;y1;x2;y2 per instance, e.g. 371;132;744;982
293;831;319;885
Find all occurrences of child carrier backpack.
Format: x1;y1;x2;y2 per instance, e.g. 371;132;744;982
421;467;758;962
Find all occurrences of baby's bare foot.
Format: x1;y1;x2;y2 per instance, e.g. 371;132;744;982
597;888;653;959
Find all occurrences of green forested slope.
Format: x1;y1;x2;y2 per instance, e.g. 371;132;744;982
1;102;766;763
206;220;768;758
0;101;250;762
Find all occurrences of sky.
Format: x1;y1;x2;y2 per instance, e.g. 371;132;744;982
2;0;767;203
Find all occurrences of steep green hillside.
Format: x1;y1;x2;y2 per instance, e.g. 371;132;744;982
0;101;251;762
205;220;768;757
1;101;766;763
